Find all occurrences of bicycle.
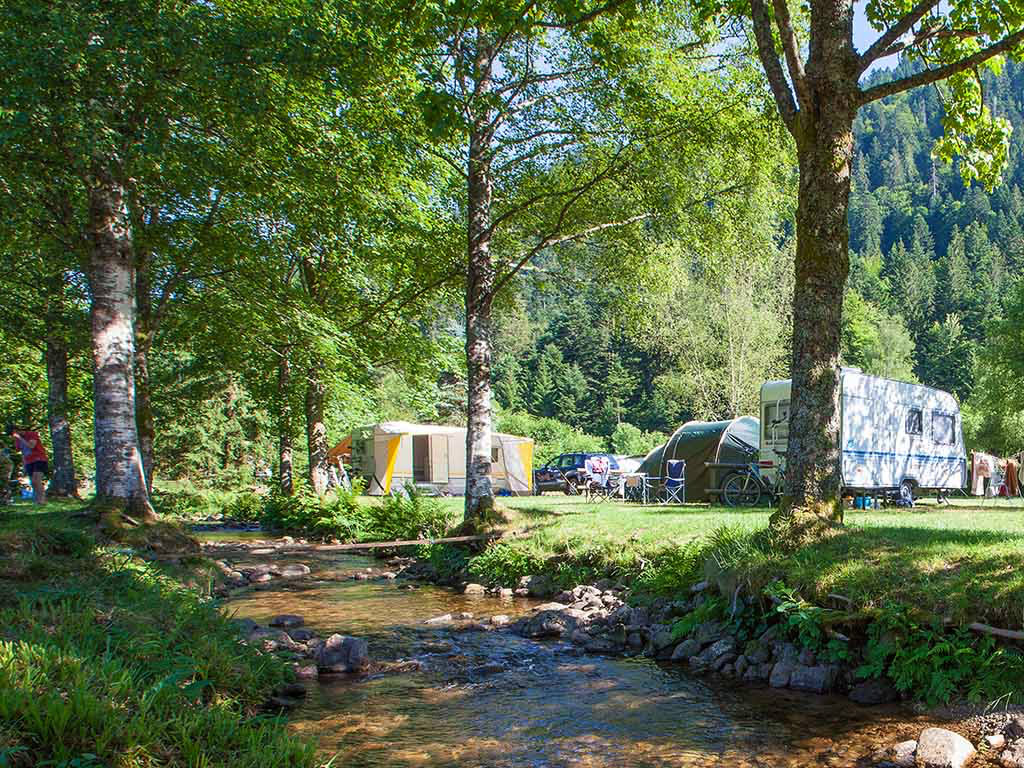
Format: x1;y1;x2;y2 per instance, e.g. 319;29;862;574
721;459;786;508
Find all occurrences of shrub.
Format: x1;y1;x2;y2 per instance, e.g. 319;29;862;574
495;410;605;466
468;543;546;586
609;422;666;456
364;488;452;542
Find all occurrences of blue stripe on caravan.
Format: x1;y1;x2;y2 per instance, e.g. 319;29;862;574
842;449;963;464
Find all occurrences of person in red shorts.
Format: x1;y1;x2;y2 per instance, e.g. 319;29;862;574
7;424;47;505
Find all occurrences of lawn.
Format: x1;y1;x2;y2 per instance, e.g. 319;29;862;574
437;494;1024;627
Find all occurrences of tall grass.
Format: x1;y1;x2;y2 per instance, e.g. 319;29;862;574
0;516;316;766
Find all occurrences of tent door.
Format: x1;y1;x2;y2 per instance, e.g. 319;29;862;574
430;435;449;483
412;435;430;482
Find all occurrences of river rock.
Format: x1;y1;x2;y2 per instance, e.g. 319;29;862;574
288;628;317;642
534;602;569;612
463;583;487;595
231;617;258;635
279;564;311;578
291;663;319;680
915;727;975;768
570;629;592;645
849;678;899;706
788;664;838;694
798;648;816;666
769;661;794;688
1000;739;1024;767
690;637;737;672
499;588;514;598
250;547;276;555
983;734;1006;750
270;614;304;629
248;627;298;652
672;638;701;661
316;634;370;673
875;740;917;768
1006;718;1024;742
425;613;453;625
650;626;675;652
519;574;554;598
627;632;644;650
734;655;749;677
585;636;619;653
745;641;772;664
490;614;511;627
521;609;585;638
251;572;275;583
694;621;723;647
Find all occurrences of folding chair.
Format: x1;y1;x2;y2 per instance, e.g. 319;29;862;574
663;460;685;504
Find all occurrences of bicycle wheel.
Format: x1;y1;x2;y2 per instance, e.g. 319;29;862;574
723;471;762;507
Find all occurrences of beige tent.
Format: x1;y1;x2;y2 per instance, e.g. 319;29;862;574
350;421;534;496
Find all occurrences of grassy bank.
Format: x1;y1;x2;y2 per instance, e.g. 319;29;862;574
443;495;1024;628
0;502;316;767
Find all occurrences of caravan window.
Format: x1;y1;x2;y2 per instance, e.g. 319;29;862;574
763;400;789;446
905;408;923;436
932;412;956;445
491;445;500;463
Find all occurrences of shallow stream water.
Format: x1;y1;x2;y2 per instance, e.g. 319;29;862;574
221;548;940;767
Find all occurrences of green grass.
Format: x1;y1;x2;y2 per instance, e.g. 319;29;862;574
444;494;1024;626
0;501;316;767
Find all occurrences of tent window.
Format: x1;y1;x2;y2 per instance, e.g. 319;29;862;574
932;412;955;445
412;435;430;482
491;445;500;463
905;408;923;435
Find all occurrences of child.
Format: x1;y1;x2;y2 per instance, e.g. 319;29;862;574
7;424;48;505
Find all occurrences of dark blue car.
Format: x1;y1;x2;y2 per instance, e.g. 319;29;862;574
533;452;620;494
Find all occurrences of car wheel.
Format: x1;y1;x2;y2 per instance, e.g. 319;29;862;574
899;478;915;506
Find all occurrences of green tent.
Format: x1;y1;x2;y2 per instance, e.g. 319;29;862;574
639;417;760;502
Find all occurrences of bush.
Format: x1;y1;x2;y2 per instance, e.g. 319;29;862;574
364;488;452;542
495;410;605;466
609;422;666;456
468;542;546;586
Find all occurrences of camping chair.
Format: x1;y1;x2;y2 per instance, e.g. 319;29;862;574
662;460;685;504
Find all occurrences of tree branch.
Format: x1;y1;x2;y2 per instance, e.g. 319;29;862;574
750;0;798;130
858;0;941;72
858;28;1024;104
770;0;811;110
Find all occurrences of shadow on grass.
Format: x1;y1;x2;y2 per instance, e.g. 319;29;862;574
772;524;1024;625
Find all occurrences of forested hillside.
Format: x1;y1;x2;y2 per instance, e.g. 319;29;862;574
493;58;1024;454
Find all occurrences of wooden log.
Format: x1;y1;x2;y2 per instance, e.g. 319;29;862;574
968;622;1024;641
198;531;512;557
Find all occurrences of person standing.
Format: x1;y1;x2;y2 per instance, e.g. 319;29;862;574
7;424;48;504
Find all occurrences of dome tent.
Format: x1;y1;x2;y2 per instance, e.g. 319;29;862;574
639;417;760;502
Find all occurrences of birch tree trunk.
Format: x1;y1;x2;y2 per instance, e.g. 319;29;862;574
305;358;329;495
45;332;78;497
278;347;294;495
88;168;155;523
464;34;497;525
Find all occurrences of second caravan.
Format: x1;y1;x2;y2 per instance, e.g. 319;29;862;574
759;369;966;497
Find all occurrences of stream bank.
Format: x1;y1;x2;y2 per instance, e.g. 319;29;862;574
206;532;1020;767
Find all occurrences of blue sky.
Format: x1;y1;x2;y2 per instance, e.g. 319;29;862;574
854;5;901;73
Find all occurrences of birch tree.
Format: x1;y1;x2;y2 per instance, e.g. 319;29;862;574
416;2;750;524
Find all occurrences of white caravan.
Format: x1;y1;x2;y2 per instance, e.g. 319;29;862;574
759;369;966;496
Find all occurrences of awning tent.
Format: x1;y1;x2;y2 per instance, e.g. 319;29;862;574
639;417;760;502
350;421;534;496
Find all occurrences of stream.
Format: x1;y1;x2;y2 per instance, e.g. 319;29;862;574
219;546;937;767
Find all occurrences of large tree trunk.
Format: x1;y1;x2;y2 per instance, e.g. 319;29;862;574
88;168;155;524
305;358;328;495
774;0;858;533
134;248;155;492
278;347;294;495
45;333;78;497
464;35;497;525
